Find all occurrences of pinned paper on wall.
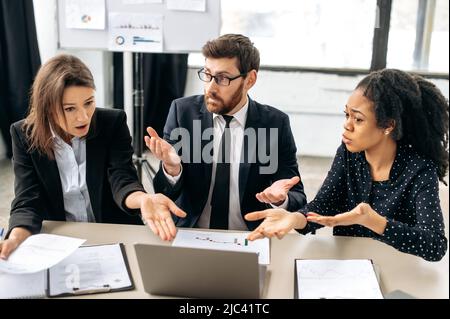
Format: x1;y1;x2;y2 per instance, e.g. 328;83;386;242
108;13;163;52
65;0;106;30
167;0;206;12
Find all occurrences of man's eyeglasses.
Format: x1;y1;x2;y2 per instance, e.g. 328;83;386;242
197;68;247;86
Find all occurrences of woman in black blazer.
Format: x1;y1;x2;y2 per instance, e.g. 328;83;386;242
245;69;449;261
0;54;185;259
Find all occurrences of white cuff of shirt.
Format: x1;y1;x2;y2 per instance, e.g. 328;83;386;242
270;195;289;209
162;164;182;186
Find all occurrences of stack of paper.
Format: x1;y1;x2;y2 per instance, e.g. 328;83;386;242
0;234;85;299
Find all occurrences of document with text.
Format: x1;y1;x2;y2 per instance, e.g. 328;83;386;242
295;259;383;299
48;243;133;297
172;229;270;265
0;243;132;298
0;234;85;274
0;271;46;299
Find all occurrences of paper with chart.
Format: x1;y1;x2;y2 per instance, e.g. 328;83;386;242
108;13;163;52
172;230;270;265
167;0;206;12
0;234;85;274
295;259;383;299
65;0;106;30
48;244;132;296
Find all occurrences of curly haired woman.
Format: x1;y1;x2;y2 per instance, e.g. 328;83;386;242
245;69;449;261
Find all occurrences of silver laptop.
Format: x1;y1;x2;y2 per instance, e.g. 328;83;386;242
134;244;267;298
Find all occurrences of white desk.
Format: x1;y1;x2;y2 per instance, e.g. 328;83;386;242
41;221;449;299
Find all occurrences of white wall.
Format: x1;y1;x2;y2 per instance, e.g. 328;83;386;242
33;0;58;64
33;0;113;109
186;68;449;157
0;2;449;159
185;69;360;156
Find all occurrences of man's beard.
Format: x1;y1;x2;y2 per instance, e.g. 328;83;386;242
205;82;244;115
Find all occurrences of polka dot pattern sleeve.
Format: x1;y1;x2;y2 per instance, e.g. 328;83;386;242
297;142;447;261
375;166;447;261
297;145;348;235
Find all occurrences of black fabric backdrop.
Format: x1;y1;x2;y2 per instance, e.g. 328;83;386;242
0;0;41;158
113;52;188;138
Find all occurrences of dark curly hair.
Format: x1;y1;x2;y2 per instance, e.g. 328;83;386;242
356;69;449;184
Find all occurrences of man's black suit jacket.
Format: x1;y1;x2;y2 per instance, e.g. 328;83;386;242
153;95;307;230
8;108;144;237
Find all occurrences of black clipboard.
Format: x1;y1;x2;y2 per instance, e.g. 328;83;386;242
46;243;134;297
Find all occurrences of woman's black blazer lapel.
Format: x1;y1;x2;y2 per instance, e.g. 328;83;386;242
31;152;65;220
85;110;105;221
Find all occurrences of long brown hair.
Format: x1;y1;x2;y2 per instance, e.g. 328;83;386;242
24;54;95;159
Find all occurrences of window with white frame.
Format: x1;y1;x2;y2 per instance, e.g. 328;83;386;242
190;0;377;69
189;0;449;75
387;0;449;73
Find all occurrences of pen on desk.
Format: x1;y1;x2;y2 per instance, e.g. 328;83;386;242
72;284;111;295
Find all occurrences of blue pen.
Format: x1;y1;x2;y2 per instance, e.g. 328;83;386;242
0;227;4;240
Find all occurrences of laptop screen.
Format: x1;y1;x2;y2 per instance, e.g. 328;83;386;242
134;244;265;298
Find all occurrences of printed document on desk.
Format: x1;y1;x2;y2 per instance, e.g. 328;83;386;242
295;259;383;299
48;243;133;297
0;244;132;298
172;230;270;265
0;234;85;274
